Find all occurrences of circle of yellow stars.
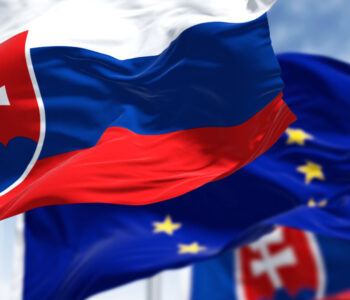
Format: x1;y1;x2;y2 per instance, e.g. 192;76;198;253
285;127;328;207
152;215;207;254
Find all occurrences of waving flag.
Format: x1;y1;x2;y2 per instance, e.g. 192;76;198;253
15;53;350;300
261;54;350;238
19;197;275;300
0;0;293;220
192;227;350;300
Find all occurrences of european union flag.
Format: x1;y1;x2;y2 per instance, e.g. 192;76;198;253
264;53;350;238
18;53;350;299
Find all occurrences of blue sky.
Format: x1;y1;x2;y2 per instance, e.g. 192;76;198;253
269;0;350;62
0;1;349;299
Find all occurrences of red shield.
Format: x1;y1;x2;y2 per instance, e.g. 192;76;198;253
0;32;43;195
234;227;325;300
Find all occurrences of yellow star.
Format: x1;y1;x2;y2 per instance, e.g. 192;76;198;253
297;161;325;184
308;198;328;208
318;199;328;207
285;128;313;146
153;215;181;235
307;198;317;207
178;242;206;254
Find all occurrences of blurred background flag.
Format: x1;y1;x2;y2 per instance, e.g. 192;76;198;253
0;0;293;220
15;53;350;299
262;53;350;238
191;226;350;300
322;290;350;300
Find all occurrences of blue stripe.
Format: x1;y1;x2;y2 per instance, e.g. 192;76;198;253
192;251;235;300
316;235;350;295
31;16;283;159
0;137;36;192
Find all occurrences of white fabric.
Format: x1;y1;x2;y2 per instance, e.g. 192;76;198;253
1;0;277;60
0;86;10;106
0;0;62;39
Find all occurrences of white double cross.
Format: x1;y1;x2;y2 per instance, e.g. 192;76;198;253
0;85;10;106
249;228;297;289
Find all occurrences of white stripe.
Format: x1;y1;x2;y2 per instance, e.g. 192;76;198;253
16;0;278;60
0;85;10;106
11;214;25;300
0;30;46;197
0;0;62;40
0;218;5;296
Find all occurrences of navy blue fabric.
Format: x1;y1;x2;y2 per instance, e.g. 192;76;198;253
263;54;350;237
22;54;350;299
23;180;278;300
192;53;350;298
0;137;36;191
317;234;350;295
191;251;234;300
30;16;282;159
191;233;350;300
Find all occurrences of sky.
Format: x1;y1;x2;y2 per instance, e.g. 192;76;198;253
269;0;350;62
0;1;349;299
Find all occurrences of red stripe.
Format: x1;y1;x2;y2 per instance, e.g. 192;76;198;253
0;94;295;219
320;290;350;300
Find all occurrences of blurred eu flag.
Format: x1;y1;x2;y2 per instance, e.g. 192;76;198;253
263;53;350;237
192;227;350;300
19;53;350;299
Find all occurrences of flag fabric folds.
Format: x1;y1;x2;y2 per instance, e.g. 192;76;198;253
258;54;350;238
191;227;350;300
20;200;274;300
0;0;293;219
18;53;350;300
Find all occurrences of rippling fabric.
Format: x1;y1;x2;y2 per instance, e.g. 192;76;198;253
0;11;293;219
192;227;350;300
19;53;350;299
264;54;350;238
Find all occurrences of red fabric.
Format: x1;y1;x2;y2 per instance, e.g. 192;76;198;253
239;227;320;300
0;31;40;146
321;290;350;300
0;94;295;219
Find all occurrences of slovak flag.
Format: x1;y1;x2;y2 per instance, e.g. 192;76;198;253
0;0;295;219
192;227;350;300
